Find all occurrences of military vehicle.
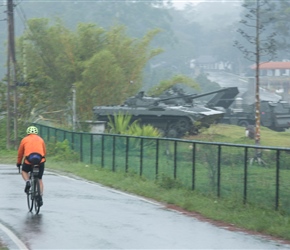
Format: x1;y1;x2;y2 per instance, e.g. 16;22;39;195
221;99;290;131
203;71;290;131
159;84;290;132
93;87;239;138
158;86;239;110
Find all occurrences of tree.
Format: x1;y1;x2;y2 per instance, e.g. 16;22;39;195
16;19;163;127
147;75;199;96
234;0;276;150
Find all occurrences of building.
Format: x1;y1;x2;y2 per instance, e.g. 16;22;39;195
250;61;290;101
190;55;232;76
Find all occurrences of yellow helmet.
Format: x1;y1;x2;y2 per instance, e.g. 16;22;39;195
26;126;38;134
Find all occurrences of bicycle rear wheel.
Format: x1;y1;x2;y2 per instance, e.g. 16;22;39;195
27;181;34;212
34;179;41;214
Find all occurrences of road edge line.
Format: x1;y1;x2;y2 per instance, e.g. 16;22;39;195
0;223;28;250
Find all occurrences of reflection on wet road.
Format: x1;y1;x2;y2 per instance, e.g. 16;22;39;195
0;164;290;249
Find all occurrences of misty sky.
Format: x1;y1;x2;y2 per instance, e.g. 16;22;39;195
172;0;200;9
172;0;243;9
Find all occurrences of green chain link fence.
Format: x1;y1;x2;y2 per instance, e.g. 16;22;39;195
35;123;290;214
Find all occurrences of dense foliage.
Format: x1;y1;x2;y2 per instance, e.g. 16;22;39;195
15;19;163;126
1;1;290;143
107;113;161;137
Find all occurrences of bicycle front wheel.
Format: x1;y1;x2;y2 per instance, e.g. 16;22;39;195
34;179;41;214
27;181;34;212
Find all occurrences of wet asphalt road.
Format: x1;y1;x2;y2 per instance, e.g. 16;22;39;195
206;71;249;91
0;164;290;250
206;71;282;102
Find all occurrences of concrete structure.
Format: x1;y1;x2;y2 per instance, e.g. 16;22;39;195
84;120;106;133
250;61;290;101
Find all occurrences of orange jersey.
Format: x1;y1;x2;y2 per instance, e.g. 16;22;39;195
17;134;46;164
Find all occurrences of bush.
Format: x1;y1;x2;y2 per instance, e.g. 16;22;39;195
107;113;161;137
46;139;79;162
156;174;183;189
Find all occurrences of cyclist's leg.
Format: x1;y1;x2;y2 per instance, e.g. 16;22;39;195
21;163;31;181
35;179;42;209
22;163;32;193
39;179;43;195
38;162;45;195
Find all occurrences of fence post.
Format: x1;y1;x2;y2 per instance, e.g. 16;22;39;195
112;136;116;172
80;133;83;162
54;129;57;144
243;147;248;204
47;127;50;143
217;145;221;198
275;150;280;210
192;142;196;190
155;139;159;180
71;132;74;150
101;135;104;168
125;136;129;173
90;134;93;164
140;138;143;176
174;141;177;179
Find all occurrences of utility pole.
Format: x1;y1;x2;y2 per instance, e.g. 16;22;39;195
254;0;261;147
6;31;11;149
72;84;76;131
7;0;18;149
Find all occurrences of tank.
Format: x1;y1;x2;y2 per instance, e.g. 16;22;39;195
93;87;239;138
157;86;239;110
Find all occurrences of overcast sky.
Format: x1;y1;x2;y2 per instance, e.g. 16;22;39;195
172;0;201;9
172;0;243;9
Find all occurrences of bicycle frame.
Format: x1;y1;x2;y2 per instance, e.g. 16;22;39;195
27;164;41;214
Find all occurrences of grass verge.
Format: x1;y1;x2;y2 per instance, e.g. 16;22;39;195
48;160;290;242
0;244;8;250
1;123;290;244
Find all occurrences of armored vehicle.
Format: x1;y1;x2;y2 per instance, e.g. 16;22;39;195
93;87;239;138
161;84;290;132
221;99;290;131
204;71;290;131
158;86;239;110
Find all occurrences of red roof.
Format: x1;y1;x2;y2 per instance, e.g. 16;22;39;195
251;62;290;69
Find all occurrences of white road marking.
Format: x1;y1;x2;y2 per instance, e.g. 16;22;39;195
0;223;28;250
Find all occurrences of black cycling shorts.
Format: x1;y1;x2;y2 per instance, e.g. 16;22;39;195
22;162;45;179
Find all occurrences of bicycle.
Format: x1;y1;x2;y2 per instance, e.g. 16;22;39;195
25;153;44;214
26;164;42;214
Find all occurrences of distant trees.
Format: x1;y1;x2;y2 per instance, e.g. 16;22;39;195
4;0;290;133
0;1;176;89
166;2;244;75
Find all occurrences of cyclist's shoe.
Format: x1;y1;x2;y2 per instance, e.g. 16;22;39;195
37;195;43;207
24;181;31;193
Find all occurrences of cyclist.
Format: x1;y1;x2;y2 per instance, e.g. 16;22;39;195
16;126;46;206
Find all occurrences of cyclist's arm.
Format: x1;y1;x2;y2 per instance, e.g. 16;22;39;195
17;139;25;164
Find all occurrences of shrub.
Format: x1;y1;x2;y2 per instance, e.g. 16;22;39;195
46;139;79;162
107;113;161;137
